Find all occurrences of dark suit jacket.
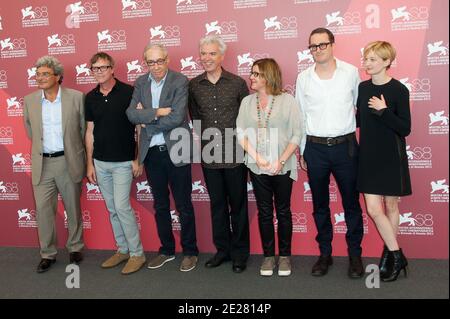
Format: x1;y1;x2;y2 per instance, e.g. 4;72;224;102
126;69;193;166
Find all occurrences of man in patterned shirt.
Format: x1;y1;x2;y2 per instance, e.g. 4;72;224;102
189;35;250;273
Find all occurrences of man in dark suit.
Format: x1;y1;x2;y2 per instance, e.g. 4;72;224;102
23;56;86;273
126;44;199;272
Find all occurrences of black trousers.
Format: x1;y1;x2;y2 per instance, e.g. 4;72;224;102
303;139;363;257
249;171;293;257
202;164;249;261
144;147;198;256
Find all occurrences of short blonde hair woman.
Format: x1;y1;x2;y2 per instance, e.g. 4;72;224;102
357;41;411;282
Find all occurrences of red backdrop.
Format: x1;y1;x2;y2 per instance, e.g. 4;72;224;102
0;0;448;258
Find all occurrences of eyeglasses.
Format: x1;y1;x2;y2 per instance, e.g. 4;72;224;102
308;42;332;52
249;71;264;78
145;57;167;67
90;65;112;73
35;72;55;78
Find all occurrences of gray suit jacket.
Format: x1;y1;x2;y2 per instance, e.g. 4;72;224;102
23;87;86;185
126;69;193;166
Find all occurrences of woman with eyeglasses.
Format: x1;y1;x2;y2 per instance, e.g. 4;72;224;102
236;58;303;277
357;41;412;282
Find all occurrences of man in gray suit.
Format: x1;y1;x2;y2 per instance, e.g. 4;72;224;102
126;44;199;272
23;56;86;273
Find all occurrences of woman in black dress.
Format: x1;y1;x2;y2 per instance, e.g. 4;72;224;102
357;41;411;282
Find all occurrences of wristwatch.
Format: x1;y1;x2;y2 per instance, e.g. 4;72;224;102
280;160;286;166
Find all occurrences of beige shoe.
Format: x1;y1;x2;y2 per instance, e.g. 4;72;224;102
147;254;175;269
180;256;198;272
260;257;275;276
101;252;130;268
121;255;146;275
278;256;292;276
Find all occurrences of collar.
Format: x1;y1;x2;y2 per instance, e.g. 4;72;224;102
199;68;233;83
41;86;61;102
311;58;343;74
148;70;169;84
93;78;122;95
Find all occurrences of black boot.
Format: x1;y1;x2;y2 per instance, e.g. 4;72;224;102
379;245;389;276
381;249;408;282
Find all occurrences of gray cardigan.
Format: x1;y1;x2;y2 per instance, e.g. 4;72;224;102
126;69;193;166
236;92;303;180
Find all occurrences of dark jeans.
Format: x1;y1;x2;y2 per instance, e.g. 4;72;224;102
303;138;363;257
249;171;293;257
144;147;198;256
202;164;249;262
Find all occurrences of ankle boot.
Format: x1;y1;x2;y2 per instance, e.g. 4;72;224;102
378;245;389;275
381;248;408;282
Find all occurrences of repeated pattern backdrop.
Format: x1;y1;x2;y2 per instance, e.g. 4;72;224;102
0;0;448;258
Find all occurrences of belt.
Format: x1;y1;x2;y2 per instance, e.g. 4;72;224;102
42;151;65;158
307;133;355;146
149;145;167;152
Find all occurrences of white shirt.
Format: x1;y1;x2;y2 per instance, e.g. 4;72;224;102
41;88;64;153
295;58;360;154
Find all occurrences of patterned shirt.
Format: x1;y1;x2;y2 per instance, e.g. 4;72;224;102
189;69;249;169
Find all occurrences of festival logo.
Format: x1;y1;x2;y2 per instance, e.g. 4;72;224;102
149;25;181;47
176;0;208;14
263;16;298;40
21;6;49;28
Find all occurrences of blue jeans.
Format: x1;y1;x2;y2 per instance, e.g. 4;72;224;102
94;159;144;256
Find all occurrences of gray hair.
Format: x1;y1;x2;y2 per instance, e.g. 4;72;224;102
143;43;168;57
199;35;227;55
35;55;64;84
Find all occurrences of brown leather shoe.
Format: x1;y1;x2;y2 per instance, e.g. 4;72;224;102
101;252;130;268
121;255;146;275
180;256;198;272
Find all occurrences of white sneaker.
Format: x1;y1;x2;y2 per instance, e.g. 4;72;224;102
278;256;291;276
260;257;275;276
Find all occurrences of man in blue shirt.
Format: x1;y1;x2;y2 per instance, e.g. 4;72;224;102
23;56;85;273
126;44;199;272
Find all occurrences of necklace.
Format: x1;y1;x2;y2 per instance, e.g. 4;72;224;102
256;94;276;158
256;94;275;128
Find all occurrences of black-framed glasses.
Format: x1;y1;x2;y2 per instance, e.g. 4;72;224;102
250;71;264;78
308;42;332;52
90;65;112;73
35;72;55;78
146;57;167;67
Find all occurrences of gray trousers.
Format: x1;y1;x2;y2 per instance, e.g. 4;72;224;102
33;156;84;259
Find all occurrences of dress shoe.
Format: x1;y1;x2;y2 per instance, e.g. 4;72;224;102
205;254;230;268
69;252;83;264
311;255;333;277
232;260;247;273
37;258;56;273
348;256;364;278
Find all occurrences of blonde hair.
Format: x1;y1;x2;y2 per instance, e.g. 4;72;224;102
363;41;396;70
252;58;283;96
